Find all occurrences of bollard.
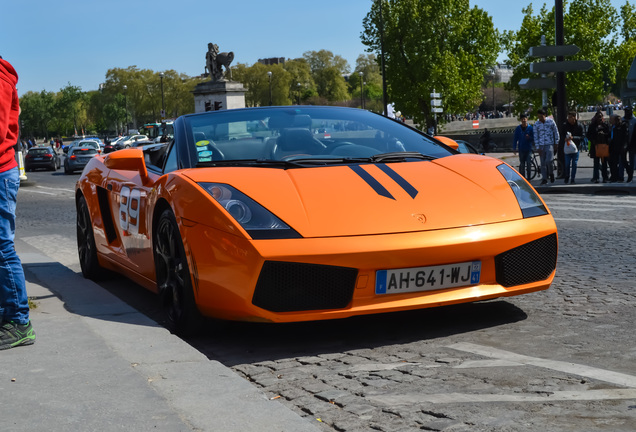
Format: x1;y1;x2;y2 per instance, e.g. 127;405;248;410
17;151;27;181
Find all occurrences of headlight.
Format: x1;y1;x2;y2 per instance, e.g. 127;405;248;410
497;164;548;218
199;183;301;239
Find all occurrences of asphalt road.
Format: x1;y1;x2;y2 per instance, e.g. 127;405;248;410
15;165;636;431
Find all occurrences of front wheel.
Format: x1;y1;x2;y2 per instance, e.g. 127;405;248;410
154;209;202;335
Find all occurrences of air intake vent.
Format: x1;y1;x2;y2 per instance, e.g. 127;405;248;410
252;261;358;312
495;233;557;287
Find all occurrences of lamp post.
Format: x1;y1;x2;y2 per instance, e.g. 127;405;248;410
491;68;496;114
123;85;129;134
267;71;273;106
378;0;388;116
159;72;165;120
297;82;301;105
358;71;364;109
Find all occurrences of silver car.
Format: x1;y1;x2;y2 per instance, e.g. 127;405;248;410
64;147;99;174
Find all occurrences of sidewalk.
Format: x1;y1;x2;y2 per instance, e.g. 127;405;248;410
491;151;636;195
0;244;320;432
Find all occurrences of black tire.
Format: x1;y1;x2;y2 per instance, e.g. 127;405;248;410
528;160;538;180
77;195;108;280
154;209;202;335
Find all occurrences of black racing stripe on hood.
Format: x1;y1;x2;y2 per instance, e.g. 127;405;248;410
376;164;419;199
349;165;395;200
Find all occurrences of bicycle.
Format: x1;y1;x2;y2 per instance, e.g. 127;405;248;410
525;151;561;181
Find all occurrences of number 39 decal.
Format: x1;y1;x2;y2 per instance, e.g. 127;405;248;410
119;186;142;235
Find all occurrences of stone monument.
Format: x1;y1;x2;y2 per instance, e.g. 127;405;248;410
193;43;246;112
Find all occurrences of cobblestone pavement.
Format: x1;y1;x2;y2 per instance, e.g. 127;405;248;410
192;194;636;432
16;174;636;431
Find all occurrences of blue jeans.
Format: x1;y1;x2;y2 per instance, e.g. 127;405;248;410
564;151;579;181
0;167;29;325
518;150;532;179
539;146;554;180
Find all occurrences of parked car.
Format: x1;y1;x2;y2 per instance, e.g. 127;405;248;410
75;105;557;335
130;139;154;148
76;140;102;154
64;147;99;174
115;134;148;150
24;146;60;171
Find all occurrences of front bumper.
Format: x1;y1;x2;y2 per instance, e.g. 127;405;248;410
184;215;557;323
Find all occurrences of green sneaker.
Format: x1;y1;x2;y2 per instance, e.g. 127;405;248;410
0;321;35;350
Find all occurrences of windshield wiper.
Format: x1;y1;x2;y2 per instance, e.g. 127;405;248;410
370;152;436;162
196;159;305;168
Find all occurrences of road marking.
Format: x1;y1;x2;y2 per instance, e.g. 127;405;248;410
553;218;624;224
366;343;636;405
449;342;636;388
20;189;56;196
548;206;612;211
36;185;75;193
368;389;636;405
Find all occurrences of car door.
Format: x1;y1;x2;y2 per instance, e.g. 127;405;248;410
104;158;161;281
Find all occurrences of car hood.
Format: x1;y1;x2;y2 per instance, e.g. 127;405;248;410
182;154;525;238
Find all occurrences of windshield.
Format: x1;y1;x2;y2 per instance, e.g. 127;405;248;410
183;107;452;166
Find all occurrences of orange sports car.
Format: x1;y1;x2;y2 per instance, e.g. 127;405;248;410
75;106;557;334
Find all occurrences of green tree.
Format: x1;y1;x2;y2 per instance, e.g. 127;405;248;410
302;50;351;102
503;0;619;114
361;0;500;127
349;54;383;111
19;90;55;138
614;2;636;100
56;83;86;136
283;59;316;104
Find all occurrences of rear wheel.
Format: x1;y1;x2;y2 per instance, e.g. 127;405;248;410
154;209;202;335
77;195;108;280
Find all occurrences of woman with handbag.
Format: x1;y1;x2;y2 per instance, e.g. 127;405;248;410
563;132;579;183
587;110;610;183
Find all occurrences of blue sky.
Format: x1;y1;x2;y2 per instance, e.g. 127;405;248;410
1;0;628;96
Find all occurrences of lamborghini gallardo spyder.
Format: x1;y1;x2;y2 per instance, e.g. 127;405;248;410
75;106;557;334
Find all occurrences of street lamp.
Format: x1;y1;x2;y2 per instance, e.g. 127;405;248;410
297;82;301;105
159;72;165;120
491;67;496;114
358;71;364;109
267;71;273;106
123;85;129;134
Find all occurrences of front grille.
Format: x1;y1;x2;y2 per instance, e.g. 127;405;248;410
252;261;358;312
495;233;557;287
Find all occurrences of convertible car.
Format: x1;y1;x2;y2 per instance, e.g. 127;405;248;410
75;106;557;334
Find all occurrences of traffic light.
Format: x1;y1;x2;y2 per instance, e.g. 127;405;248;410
214;101;222;111
204;101;212;112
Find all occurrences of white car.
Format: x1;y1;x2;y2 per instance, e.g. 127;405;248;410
116;134;148;149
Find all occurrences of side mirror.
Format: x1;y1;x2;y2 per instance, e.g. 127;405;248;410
104;148;148;181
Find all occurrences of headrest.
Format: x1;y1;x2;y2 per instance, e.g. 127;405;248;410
277;128;317;151
268;113;312;130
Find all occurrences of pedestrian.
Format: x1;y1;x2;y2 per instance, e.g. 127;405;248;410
480;128;491;153
0;55;35;350
609;114;628;182
533;109;559;185
587;110;610;183
560;111;584;184
563;132;579;183
623;106;636;182
512;114;534;179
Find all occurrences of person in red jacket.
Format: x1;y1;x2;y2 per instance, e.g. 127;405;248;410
0;55;35;350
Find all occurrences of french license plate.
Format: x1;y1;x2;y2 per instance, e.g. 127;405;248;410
376;261;481;295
